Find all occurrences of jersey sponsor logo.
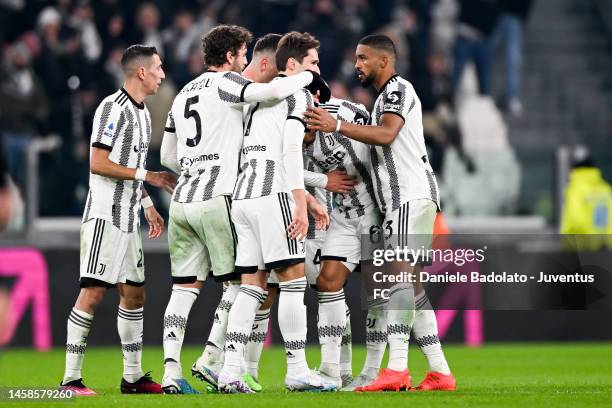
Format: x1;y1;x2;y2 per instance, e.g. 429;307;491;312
133;141;149;153
242;145;267;155
179;153;220;169
386;91;402;104
315;150;346;169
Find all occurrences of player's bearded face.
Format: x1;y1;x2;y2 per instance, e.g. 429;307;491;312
355;45;376;88
232;44;249;73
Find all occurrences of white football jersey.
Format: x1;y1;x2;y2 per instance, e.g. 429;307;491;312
233;77;313;200
166;70;252;203
83;88;151;233
306;97;376;219
303;155;332;240
369;75;440;214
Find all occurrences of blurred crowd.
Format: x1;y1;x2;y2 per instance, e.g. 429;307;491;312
0;0;533;220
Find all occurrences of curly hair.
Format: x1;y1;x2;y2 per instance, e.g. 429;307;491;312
201;25;253;67
275;32;320;71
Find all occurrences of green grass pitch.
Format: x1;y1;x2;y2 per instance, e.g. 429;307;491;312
1;343;611;407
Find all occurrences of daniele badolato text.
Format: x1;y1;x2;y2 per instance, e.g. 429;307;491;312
371;270;595;284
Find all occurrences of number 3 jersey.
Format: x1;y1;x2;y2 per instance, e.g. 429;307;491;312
232;78;313;200
83;88;151;233
166;70;252;203
369;75;440;214
305;97;377;219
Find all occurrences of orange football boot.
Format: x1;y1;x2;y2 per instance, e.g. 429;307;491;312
354;368;411;392
415;371;456;391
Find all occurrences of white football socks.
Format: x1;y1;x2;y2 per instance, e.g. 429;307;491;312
278;277;309;377
162;286;199;379
317;289;346;379
339;302;353;377
245;308;270;379
118;306;144;383
362;300;387;377
222;284;265;378
201;282;240;367
63;308;93;384
386;283;415;371
413;291;451;375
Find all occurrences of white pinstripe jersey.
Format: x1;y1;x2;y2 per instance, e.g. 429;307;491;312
303;155;332;240
166;70;252;203
305;97;377;220
369;75;440;215
83;88;150;233
233;77;313;200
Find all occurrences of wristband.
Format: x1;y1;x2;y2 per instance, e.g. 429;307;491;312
135;168;148;181
335;119;342;132
141;196;154;209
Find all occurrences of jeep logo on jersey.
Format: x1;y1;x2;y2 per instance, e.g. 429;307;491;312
386;91;402;104
316;150;346;169
133;141;149;153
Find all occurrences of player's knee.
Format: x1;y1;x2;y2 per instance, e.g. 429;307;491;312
316;273;341;292
77;287;106;311
122;289;145;309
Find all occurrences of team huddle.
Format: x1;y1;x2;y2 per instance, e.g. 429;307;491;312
59;24;456;396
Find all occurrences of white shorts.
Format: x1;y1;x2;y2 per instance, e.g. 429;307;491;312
169;195;237;283
305;237;325;286
232;192;305;273
321;205;381;271
79;218;144;288
382;199;437;264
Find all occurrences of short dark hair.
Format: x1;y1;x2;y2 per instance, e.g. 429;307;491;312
121;44;158;70
201;24;253;67
358;34;397;57
253;33;282;55
275;31;320;71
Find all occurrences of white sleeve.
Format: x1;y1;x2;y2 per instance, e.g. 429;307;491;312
304;170;327;189
160;112;179;174
283;119;307;191
242;71;314;104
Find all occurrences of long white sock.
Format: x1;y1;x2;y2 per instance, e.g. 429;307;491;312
278;277;309;377
362;299;387;377
201;282;240;367
63;308;93;384
222;284;265;377
118;306;144;383
245;308;270;380
162;286;199;378
340;302;353;376
386;283;415;371
413;291;451;375
317;289;346;378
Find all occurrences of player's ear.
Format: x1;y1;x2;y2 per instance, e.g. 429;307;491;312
380;54;389;69
287;57;296;71
137;66;146;81
226;50;234;66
